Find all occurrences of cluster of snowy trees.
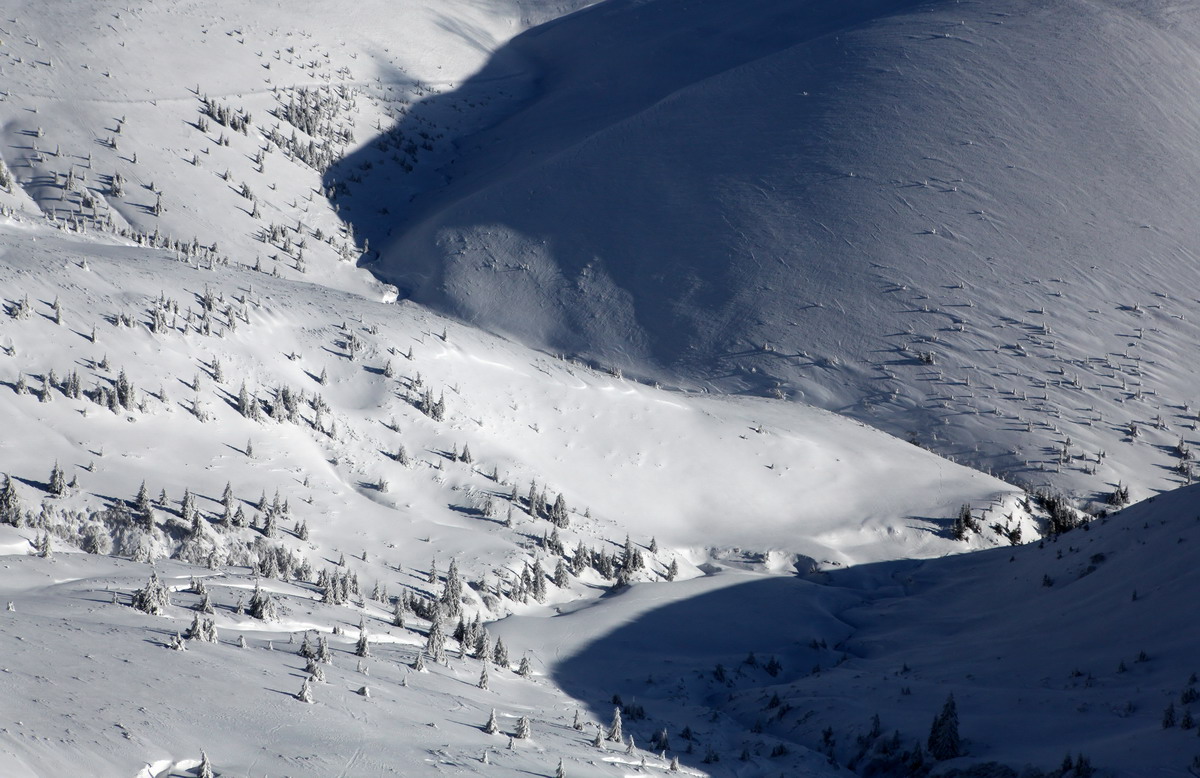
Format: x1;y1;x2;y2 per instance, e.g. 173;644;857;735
200;96;252;134
275;84;357;139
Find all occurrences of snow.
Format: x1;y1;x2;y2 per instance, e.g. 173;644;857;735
363;0;1200;502
0;0;1194;775
0;201;1028;776
500;487;1200;776
0;222;1024;572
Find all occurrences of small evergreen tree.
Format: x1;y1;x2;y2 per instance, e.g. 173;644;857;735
517;655;533;678
132;571;170;615
927;693;962;760
607;707;623;742
484;708;499;734
550;493;569;527
316;636;331;665
493;636;509;668
515;716;531;739
478;663;489;690
197;750;214;778
356;629;371;658
296;678;314;703
1163;701;1177;728
134;481;153;526
441;558;463;618
952;504;972;540
1;475;23;526
49;462;66;496
425;603;447;664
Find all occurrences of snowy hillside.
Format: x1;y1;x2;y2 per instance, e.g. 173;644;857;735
0;0;1195;775
0;0;596;300
499;483;1200;777
0;211;1026;775
360;0;1200;502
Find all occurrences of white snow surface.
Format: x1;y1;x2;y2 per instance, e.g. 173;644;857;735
0;0;1194;775
0;213;1022;776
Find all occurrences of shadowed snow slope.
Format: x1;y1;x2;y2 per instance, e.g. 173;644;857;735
363;0;1200;500
497;482;1200;776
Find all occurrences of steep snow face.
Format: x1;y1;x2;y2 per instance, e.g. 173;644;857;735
363;0;1200;500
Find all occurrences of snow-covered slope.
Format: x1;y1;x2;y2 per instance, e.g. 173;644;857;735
1;412;1191;776
0;216;1028;777
0;0;596;300
361;0;1200;501
0;219;1022;573
1;0;1194;775
500;482;1200;777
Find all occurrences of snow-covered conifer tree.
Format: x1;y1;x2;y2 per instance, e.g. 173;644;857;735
197;751;214;778
132;571;170;615
425;602;447;664
550;494;568;527
493;637;509;668
356;629;371;658
607;707;623;742
36;532;52;559
248;583;277;621
48;462;66;496
927;694;961;760
317;635;331;664
0;475;21;526
441;558;463;617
